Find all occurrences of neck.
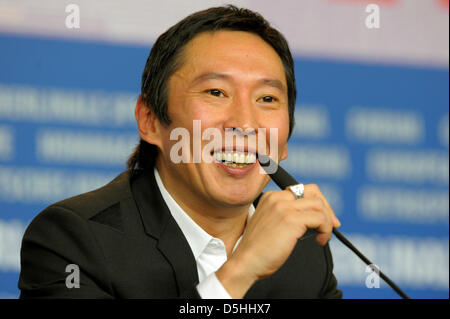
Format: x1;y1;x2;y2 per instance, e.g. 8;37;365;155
155;163;251;254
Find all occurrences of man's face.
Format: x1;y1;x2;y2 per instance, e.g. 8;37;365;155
155;30;290;213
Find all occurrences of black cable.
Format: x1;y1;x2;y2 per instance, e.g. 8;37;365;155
332;229;409;299
258;154;410;299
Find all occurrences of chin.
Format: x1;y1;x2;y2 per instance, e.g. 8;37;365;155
210;184;260;207
201;163;268;206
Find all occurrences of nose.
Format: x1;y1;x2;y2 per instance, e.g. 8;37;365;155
221;93;259;153
222;93;258;135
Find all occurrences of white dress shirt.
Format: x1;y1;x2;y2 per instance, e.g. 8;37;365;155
154;168;255;299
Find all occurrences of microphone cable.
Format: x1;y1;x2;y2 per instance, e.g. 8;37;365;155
258;154;410;299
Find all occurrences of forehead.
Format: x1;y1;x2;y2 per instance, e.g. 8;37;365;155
175;30;286;82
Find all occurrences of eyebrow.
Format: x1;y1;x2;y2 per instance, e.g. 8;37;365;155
191;72;231;86
259;78;286;93
191;72;286;93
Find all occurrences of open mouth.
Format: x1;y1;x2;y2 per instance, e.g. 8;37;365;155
212;150;257;168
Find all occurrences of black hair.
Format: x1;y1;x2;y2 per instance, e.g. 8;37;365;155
127;5;296;172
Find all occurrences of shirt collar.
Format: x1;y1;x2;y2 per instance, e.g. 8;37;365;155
154;167;254;260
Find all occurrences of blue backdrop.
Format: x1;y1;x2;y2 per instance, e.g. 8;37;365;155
0;33;448;299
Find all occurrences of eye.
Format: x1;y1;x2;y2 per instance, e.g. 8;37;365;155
206;89;225;97
259;96;277;103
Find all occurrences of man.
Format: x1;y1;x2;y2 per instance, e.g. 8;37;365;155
19;5;342;298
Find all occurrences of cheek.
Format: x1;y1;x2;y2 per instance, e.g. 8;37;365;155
277;114;290;142
176;96;222;126
167;105;224;158
189;105;225;137
159;128;176;158
264;112;290;145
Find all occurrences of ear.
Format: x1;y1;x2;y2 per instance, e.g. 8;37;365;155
135;96;163;149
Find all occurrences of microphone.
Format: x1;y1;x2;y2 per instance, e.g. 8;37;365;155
258;154;410;299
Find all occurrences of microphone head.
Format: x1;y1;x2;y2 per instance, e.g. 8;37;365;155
257;154;298;188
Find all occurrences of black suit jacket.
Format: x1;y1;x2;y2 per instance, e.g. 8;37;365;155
18;169;342;299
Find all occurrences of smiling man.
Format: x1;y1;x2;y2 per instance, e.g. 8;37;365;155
19;6;342;299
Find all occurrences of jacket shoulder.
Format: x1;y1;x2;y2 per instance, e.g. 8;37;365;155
47;170;132;221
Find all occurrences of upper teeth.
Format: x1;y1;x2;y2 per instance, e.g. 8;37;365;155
213;151;256;164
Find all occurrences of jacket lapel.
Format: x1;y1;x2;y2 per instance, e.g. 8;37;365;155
131;169;275;297
131;169;199;295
